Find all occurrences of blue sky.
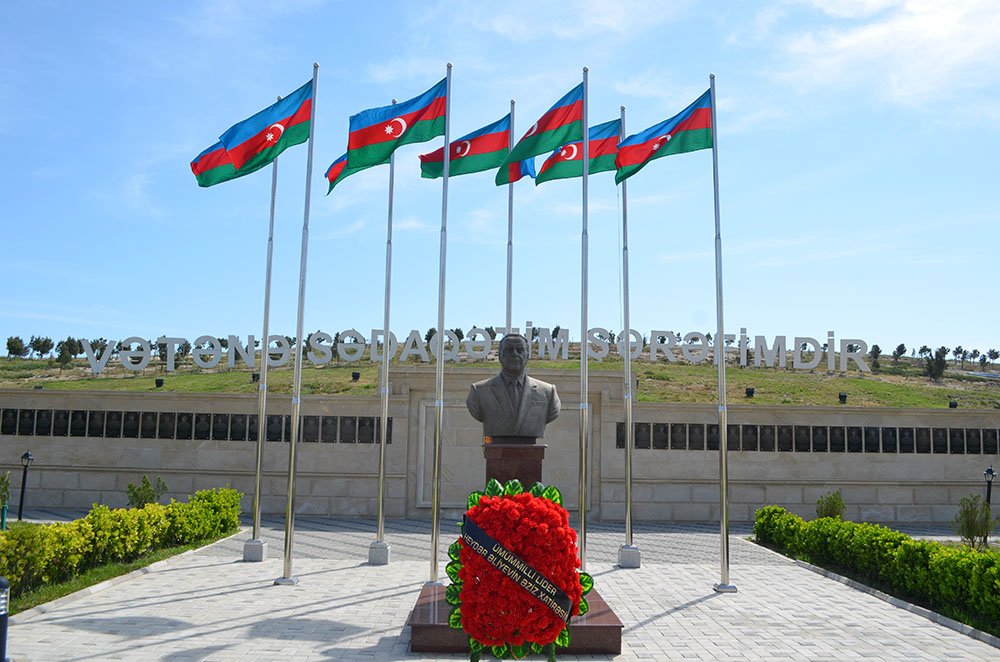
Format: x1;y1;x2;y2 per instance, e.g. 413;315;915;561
2;0;998;357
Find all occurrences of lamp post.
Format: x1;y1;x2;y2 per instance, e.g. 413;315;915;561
17;451;33;522
985;465;995;506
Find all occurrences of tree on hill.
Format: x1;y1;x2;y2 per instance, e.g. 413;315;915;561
56;337;77;369
918;345;930;358
869;344;882;372
925;346;949;380
970;349;980;366
484;327;497;340
979;354;988;370
952;346;964;366
6;336;28;358
988;349;999;368
29;335;54;359
891;343;906;363
451;328;465;342
425;328;436;343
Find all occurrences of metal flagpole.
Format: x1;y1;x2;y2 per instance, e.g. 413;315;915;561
710;73;737;594
578;66;590;571
617;105;640;569
276;62;319;586
371;103;398;566
243;124;280;563
505;99;515;333
429;63;453;584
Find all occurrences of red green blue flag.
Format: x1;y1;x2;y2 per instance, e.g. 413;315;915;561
325;153;377;194
536;119;620;186
218;80;313;173
497;83;583;185
615;90;712;184
419;114;510;179
495;156;536;186
347;79;447;170
190;141;270;188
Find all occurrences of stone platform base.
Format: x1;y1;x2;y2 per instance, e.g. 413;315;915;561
408;583;623;654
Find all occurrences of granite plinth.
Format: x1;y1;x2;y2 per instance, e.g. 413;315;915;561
408;583;623;654
483;443;546;487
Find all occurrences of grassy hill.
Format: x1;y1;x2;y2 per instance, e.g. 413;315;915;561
4;353;1000;410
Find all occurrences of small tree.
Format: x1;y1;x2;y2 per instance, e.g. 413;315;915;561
891;343;906;363
980;354;988;369
126;475;169;508
925;346;949;381
918;345;931;358
869;344;882;372
0;471;10;507
6;336;27;359
425;328;436;343
451;327;465;342
56;337;76;369
484;327;497;340
952;345;964;366
989;349;999;368
816;490;845;519
952;494;998;551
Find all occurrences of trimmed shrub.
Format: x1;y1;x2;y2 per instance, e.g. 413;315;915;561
0;487;242;600
754;506;1000;637
815;490;845;519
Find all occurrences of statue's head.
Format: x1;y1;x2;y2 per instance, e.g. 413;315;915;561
498;333;529;375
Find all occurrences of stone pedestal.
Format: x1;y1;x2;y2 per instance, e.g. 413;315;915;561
483;443;546;487
408;583;623;654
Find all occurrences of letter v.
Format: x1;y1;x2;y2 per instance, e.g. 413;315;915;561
82;339;115;374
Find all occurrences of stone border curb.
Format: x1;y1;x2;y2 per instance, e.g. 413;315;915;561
792;559;1000;650
9;527;247;625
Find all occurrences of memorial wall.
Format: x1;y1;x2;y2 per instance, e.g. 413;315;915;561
1;367;997;523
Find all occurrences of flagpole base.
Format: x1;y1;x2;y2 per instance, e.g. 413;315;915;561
274;576;300;586
368;540;391;565
242;538;267;562
713;583;738;594
617;544;641;569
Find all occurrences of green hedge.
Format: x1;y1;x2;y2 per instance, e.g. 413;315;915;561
0;487;241;598
753;505;1000;637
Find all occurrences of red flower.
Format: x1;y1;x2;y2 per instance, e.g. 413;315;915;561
458;492;583;647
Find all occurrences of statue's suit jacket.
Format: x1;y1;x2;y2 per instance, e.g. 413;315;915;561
466;374;560;438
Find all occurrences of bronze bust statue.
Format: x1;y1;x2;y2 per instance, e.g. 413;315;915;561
466;333;560;444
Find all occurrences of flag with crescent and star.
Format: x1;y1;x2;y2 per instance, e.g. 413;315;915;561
419;114;511;179
324;152;378;194
347;79;447;170
190;141;271;188
216;80;313;173
536;119;620;186
614;89;712;184
497;83;583;185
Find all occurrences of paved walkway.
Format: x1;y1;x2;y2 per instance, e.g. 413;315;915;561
8;516;999;661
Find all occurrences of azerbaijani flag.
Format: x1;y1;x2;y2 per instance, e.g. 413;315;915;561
497;83;583;185
495;156;537;186
325;152;375;194
218;80;313;172
347;79;447;170
190;141;270;188
419;114;510;179
615;90;712;184
536;119;620;186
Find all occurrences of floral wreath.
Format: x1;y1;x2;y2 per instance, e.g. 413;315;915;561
445;478;594;661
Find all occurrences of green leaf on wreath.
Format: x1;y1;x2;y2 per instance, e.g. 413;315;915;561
485;478;504;496
449;540;462;562
541;485;563;505
503;479;524;495
547;643;557;662
491;643;509;659
578;597;589;615
468;491;485;509
448;606;462;629
555;626;571;648
579;571;594;595
470;651;481;662
529;482;545;497
530;642;543;654
509;643;528;659
469;637;485;654
446;560;462;583
445;581;462;605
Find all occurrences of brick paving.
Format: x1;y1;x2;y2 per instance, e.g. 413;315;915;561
8;516;998;661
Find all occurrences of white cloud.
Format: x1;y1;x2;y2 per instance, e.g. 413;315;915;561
396;216;435;232
774;1;1000;107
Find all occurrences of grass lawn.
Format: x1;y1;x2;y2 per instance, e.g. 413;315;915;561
3;353;1000;409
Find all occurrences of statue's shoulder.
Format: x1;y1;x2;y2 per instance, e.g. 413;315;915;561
470;375;499;390
526;375;556;392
